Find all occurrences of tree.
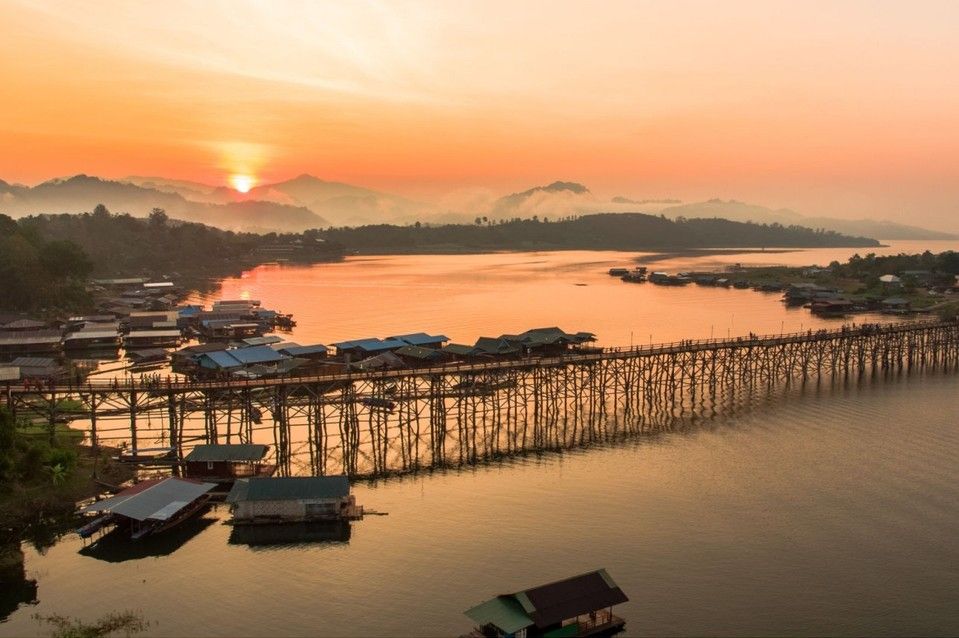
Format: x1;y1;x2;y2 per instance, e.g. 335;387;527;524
148;208;168;226
92;204;110;219
39;240;93;279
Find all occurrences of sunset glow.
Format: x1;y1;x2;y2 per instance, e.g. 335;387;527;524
1;0;958;229
230;174;255;193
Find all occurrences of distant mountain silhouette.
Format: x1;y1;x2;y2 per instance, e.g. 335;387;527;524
245;174;430;226
124;173;431;227
0;175;327;232
660;199;955;240
492;181;595;217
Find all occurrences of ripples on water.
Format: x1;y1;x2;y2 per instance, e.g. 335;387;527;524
4;370;959;636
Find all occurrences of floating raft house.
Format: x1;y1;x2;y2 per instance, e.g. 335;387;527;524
465;569;628;637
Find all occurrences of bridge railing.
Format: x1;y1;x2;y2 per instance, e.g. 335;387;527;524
6;319;949;395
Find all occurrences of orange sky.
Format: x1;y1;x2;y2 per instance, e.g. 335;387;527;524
1;1;958;229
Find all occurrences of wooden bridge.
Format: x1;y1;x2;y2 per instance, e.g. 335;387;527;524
4;319;958;477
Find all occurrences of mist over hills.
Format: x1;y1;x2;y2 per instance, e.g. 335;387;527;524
125;174;431;227
0;175;326;232
659;199;956;240
2;174;953;240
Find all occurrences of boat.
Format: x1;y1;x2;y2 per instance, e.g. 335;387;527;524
113;446;176;464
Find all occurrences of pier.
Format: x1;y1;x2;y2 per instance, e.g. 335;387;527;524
4;320;958;477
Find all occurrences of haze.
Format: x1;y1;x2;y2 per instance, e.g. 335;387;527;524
2;0;958;230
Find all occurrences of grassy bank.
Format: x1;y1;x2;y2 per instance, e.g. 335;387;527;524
0;409;134;546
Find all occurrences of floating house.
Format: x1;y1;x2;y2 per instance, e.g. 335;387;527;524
501;328;597;356
78;477;215;540
389;332;450;349
811;298;856;316
183;444;275;483
275;343;329;360
441;343;486;362
0;330;62;355
63;326;121;350
464;569;628;638
171;342;228;373
473;337;523;357
607;267;629;276
332;337;408;360
127;349;169;366
124;329;182;348
881;297;911;313
196;345;289;374
226;476;362;523
200;319;265;340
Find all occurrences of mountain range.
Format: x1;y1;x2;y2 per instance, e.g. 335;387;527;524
1;175;953;240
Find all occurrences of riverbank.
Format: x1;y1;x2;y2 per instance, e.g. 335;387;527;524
0;415;134;547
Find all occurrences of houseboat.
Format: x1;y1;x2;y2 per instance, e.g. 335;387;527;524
607;268;629;277
183;444;276;485
226;476;363;524
78;477;215;540
465;569;629;637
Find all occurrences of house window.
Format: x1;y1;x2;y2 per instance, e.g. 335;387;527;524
207;461;214;470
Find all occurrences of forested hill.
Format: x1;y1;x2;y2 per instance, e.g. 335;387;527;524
323;213;880;252
0;207;344;313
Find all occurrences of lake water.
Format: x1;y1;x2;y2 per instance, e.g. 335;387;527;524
4;241;959;636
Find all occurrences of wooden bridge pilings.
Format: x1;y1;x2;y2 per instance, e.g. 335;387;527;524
4;320;959;478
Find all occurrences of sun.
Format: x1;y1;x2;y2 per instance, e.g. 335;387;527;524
230;174;255;193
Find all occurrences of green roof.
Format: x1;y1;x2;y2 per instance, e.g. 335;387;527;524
227;476;350;503
464;596;533;635
185;444;268;462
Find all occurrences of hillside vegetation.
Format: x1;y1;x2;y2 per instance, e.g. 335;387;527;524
325;213;880;252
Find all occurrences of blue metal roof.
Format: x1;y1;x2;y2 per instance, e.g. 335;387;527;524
279;344;328;356
333;338;406;353
229;345;288;365
390;332;450;346
199;351;243;369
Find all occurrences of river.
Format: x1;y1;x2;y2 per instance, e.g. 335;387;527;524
3;240;959;636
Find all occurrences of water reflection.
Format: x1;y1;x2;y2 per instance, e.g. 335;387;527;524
0;546;38;623
78;515;216;563
228;520;352;548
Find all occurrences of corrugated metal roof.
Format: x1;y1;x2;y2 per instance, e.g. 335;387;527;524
442;344;480;356
82;477;214;521
0;331;62;346
474;337;520;355
0;367;19;381
333;338;406;353
465;597;533;635
229;346;287;365
389;332;450;346
199;351;244;369
126;330;182;338
241;336;283;346
278;344;328;357
521;569;629;628
65;331;118;340
226;476;349;503
10;356;57;368
3;319;47;330
185;444;269;462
